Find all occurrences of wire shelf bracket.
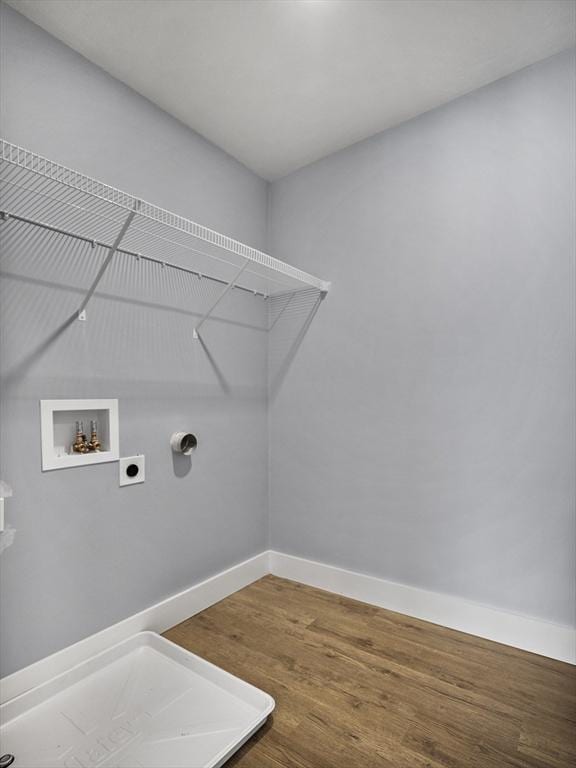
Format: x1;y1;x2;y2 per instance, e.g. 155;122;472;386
192;259;250;339
76;200;141;321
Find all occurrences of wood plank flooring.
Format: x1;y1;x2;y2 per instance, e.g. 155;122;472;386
164;575;576;768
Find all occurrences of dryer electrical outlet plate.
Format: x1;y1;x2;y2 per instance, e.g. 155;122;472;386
119;455;145;486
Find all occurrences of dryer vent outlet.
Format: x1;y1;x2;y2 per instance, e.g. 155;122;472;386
171;432;198;455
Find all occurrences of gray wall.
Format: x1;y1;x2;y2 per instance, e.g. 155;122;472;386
268;49;576;627
0;3;269;675
1;2;574;678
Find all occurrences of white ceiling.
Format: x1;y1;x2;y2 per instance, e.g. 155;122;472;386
8;0;576;180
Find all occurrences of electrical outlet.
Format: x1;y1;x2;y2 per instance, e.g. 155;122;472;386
119;455;145;486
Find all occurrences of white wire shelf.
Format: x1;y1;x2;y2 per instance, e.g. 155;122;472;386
0;140;330;329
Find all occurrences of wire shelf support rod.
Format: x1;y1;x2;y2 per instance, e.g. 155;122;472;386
76;200;141;320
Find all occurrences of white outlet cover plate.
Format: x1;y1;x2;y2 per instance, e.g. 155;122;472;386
119;455;145;486
0;631;275;768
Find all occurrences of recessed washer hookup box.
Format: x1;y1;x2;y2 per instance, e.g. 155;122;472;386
0;632;275;768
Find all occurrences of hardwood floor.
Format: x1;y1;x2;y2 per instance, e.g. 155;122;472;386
164;575;576;768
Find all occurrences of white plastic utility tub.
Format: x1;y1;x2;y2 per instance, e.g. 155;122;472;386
0;632;275;767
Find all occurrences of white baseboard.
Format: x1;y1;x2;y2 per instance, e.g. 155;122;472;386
3;548;573;704
269;551;576;665
0;551;269;704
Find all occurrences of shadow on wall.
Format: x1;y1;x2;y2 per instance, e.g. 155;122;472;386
0;220;268;398
0;220;326;400
171;451;192;478
268;287;326;399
